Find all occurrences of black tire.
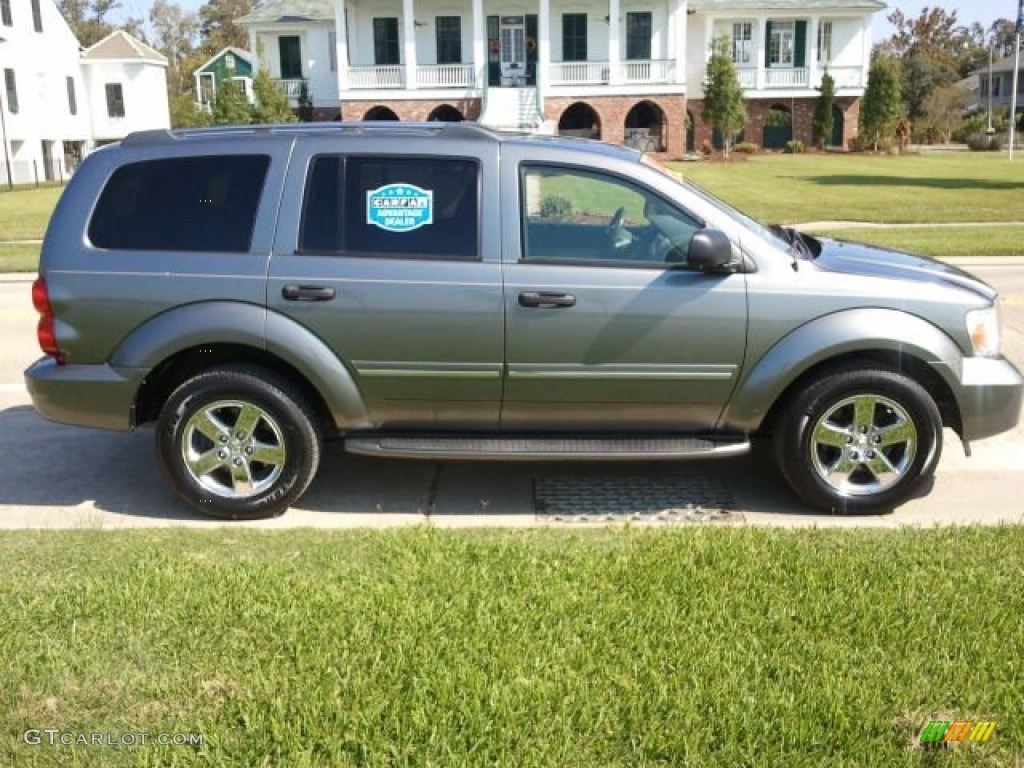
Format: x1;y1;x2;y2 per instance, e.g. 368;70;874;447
156;365;321;520
773;367;942;514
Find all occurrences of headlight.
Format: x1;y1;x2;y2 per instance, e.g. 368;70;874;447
966;305;1001;357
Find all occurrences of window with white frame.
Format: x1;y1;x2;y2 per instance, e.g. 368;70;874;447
732;22;752;65
817;20;832;63
769;21;794;66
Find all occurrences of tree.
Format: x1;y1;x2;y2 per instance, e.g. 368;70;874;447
149;0;200;104
860;55;902;151
199;0;257;52
813;71;836;149
921;85;971;144
988;19;1018;58
58;0;144;46
211;78;252;125
170;92;214;128
701;37;746;157
251;69;296;125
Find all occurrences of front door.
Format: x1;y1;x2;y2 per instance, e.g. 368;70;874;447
500;161;748;432
500;16;526;86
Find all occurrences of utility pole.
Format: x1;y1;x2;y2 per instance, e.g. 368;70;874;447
1011;0;1023;159
987;43;994;134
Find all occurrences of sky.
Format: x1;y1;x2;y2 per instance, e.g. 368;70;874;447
114;0;1016;44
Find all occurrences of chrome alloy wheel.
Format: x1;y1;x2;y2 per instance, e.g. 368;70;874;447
809;394;918;496
180;400;286;499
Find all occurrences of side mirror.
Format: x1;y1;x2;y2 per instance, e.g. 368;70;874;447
687;229;734;271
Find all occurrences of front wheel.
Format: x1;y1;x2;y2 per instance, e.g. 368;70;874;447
774;367;942;514
156;365;321;520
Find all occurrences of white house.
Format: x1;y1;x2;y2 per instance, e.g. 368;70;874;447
238;0;882;155
0;1;169;186
976;54;1024;114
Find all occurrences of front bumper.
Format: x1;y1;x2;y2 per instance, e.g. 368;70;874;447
24;357;147;431
956;356;1024;442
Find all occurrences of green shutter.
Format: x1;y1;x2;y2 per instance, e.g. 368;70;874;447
526;14;538;84
764;21;773;67
795;20;807;68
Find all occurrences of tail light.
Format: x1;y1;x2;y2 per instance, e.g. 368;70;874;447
32;276;64;364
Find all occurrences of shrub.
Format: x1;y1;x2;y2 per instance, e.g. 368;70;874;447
784;140;805;154
733;142;760;154
539;194;572;220
966;133;1004;152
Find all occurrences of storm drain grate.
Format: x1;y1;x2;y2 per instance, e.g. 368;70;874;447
534;473;740;523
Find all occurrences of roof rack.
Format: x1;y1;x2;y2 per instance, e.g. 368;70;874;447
121;121;500;146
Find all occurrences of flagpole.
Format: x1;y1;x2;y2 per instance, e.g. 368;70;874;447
1012;0;1023;160
1011;31;1021;159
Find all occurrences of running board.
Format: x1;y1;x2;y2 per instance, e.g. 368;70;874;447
344;435;750;461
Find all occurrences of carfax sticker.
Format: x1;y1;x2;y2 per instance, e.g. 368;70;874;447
366;183;433;232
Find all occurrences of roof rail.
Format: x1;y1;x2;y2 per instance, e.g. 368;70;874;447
121;121;501;146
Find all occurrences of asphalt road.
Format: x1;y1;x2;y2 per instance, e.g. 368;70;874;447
1;263;1022;530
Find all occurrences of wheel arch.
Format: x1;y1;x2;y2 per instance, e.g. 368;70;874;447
723;309;964;437
112;302;372;431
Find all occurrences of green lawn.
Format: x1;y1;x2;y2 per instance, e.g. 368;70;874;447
1;527;1021;767
671;152;1024;226
0;185;62;242
0;243;41;272
812;226;1024;258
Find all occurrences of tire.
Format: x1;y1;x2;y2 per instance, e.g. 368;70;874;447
156;365;321;520
773;367;942;514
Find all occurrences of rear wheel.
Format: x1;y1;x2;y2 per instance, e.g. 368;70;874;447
774;367;942;513
157;365;321;520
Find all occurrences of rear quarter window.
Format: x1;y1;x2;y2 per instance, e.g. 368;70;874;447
88;155;270;253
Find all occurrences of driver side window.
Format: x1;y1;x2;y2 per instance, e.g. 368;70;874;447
520;165;701;266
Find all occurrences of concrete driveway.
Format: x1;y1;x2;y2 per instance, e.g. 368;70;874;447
1;262;1022;530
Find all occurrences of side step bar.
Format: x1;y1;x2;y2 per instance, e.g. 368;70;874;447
344;435;751;461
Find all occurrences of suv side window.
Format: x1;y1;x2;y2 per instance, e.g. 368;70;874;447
299;155;480;260
88;155;270;253
521;164;702;266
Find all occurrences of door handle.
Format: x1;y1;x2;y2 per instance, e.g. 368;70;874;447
282;284;336;302
518;291;576;308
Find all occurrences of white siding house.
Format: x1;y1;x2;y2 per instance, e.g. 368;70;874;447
238;0;884;155
0;2;169;186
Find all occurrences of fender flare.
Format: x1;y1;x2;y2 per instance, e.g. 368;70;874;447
722;308;964;432
110;301;371;430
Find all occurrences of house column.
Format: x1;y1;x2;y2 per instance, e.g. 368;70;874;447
403;0;417;88
472;0;485;88
608;0;621;84
538;0;550;95
860;16;871;87
672;0;687;84
754;17;766;90
808;15;819;87
334;0;349;95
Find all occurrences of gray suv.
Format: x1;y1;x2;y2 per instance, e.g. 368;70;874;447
25;122;1023;519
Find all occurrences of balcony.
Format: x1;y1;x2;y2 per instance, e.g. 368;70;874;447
348;66;404;89
548;59;676;87
823;65;866;89
765;67;808;88
736;67;757;88
274;78;307;100
416;64;476;88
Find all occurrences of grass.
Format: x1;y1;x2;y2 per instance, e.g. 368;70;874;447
811;226;1024;258
1;526;1021;767
0;185;62;242
0;243;41;272
671;152;1024;226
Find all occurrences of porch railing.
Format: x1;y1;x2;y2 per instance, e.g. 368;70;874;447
348;66;405;89
549;59;674;86
416;63;476;88
550;61;609;85
765;67;809;88
622;59;675;84
273;78;306;100
735;67;757;88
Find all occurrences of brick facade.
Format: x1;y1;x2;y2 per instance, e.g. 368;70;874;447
688;96;861;151
543;95;687;157
339;99;482;122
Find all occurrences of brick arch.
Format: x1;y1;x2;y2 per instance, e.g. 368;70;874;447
363;105;400;121
427;104;465;122
557;101;602;140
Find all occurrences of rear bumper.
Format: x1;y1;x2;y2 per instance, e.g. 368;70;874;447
956;356;1024;442
24;357;146;431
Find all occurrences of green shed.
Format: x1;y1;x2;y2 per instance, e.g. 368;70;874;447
194;47;256;109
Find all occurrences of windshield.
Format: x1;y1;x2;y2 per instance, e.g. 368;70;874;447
641;155;794;252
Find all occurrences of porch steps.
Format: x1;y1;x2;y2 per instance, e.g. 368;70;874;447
479;87;542;131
